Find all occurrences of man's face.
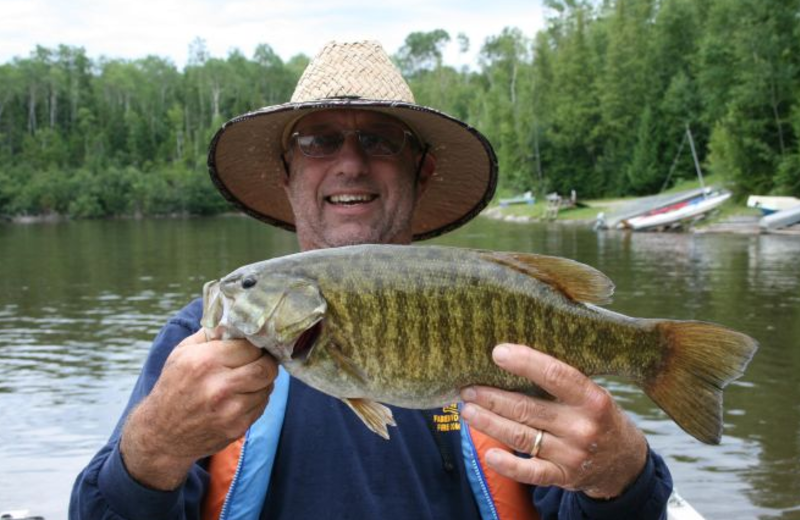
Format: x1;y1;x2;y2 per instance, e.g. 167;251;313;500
282;109;434;251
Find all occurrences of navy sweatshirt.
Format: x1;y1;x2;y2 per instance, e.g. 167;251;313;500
69;299;672;519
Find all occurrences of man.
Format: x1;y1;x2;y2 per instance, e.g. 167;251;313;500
70;41;672;519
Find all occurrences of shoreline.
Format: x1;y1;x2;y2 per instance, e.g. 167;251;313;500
480;207;800;236
1;211;245;225
5;209;799;236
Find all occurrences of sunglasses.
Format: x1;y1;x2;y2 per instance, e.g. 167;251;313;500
290;124;419;158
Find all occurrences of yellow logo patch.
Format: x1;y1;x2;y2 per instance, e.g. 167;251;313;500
432;403;461;432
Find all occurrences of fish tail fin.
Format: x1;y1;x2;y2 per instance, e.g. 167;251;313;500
644;320;758;444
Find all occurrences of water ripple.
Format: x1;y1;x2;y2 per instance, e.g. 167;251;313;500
1;218;798;519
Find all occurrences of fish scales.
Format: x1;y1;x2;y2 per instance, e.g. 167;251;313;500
328;251;622;383
203;244;758;444
290;247;656;397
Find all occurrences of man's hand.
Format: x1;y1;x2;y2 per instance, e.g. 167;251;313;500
460;343;648;499
120;329;278;490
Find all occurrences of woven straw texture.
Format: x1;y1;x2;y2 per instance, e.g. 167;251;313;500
292;41;415;104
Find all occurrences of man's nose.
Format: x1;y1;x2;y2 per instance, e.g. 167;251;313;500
335;132;370;174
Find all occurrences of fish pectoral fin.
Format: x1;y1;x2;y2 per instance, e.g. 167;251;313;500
327;343;369;385
480;251;615;305
341;398;397;440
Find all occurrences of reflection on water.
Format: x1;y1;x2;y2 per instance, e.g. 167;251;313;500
1;217;798;519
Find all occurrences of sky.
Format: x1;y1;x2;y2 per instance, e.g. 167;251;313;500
0;0;547;69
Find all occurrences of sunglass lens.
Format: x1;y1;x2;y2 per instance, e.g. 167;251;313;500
294;125;410;157
359;126;406;156
297;132;344;157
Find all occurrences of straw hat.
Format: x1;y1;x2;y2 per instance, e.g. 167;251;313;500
207;40;498;241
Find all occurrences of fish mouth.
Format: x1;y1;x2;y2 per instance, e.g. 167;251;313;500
292;321;323;362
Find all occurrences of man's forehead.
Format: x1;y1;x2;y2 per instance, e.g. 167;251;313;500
294;109;407;130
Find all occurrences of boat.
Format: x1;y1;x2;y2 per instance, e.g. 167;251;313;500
667;489;706;520
0;491;704;520
597;125;731;232
0;510;45;520
600;188;710;229
746;195;800;215
499;191;535;207
621;189;731;230
759;204;800;231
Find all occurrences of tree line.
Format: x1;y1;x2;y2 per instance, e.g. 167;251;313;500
1;0;798;220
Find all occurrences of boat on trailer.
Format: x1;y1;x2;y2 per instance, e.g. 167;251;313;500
600;188;708;229
598;125;730;232
621;189;731;230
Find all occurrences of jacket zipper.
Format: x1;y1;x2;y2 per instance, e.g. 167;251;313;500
219;431;250;520
465;423;500;520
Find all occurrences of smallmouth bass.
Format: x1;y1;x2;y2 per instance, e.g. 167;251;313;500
202;244;757;444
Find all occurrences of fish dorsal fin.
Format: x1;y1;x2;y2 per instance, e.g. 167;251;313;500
479;251;615;305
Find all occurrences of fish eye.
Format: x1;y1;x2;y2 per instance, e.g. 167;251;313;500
242;277;257;289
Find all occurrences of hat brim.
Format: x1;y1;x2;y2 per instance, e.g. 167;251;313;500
208;99;498;241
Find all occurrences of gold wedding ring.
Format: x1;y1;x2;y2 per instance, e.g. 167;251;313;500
531;429;545;458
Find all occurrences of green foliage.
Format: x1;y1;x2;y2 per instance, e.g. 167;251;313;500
0;42;301;219
2;3;800;219
774;104;800;196
695;0;800;199
396;30;452;76
626;105;661;194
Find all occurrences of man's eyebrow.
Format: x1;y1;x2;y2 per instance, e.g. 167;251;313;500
294;123;338;133
295;119;408;133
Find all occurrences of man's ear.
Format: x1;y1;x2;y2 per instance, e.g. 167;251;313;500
416;151;436;197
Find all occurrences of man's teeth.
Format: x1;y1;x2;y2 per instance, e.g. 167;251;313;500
328;194;377;204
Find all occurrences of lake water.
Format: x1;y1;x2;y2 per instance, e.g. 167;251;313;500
1;216;798;519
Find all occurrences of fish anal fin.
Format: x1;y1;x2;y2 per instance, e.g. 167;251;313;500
342;398;397;440
481;251;615;305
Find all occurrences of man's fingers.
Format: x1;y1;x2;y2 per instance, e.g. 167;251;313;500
461;386;558;428
179;328;209;346
216;339;267;367
462;402;569;462
492;344;593;407
178;329;265;368
226;355;279;393
240;383;273;419
483;448;568;489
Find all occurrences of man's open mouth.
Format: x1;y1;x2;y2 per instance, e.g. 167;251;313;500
325;194;378;205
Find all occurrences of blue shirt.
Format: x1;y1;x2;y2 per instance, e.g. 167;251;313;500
262;378;481;519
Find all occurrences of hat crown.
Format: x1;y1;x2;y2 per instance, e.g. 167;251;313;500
290;41;416;104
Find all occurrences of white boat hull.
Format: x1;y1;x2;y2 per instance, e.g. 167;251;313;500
626;192;731;230
747;195;800;214
667;490;706;520
760;204;800;230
